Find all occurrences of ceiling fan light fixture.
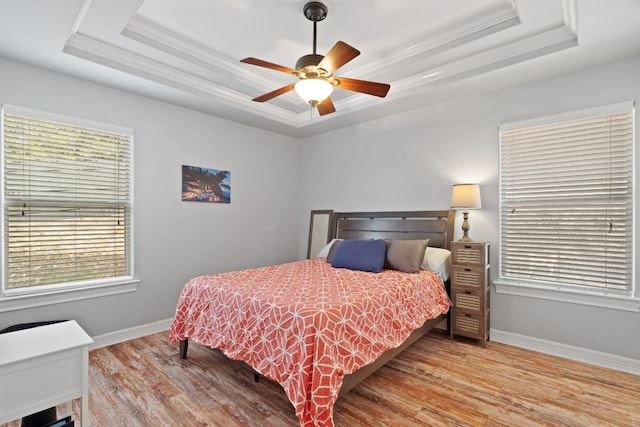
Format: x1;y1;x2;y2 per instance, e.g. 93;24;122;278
240;1;389;115
295;78;333;105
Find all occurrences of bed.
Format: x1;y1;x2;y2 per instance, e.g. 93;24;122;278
168;210;455;427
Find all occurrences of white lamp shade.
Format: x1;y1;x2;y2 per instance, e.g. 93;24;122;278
451;184;482;209
295;78;333;105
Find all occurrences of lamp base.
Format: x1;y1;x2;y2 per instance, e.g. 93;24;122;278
459;210;474;242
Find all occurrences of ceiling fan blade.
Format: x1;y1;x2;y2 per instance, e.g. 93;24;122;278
241;57;297;75
316;41;360;74
252;83;296;103
317;97;336;116
336;77;390;98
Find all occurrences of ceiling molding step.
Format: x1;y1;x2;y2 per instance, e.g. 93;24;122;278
63;32;388;127
344;1;521;78
63;32;237;99
391;24;578;94
122;15;297;100
63;32;298;124
562;0;578;32
66;0;94;38
57;1;578;131
122;4;520;95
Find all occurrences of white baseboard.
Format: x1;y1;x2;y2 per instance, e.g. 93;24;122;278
88;321;640;377
491;328;640;376
89;318;173;350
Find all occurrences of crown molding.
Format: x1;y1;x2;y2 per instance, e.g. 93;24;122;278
63;32;395;127
61;1;577;130
122;15;297;99
63;32;300;124
562;0;578;33
122;3;521;92
346;1;521;79
391;24;577;95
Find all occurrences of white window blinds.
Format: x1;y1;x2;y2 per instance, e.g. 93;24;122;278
2;105;133;293
499;102;633;293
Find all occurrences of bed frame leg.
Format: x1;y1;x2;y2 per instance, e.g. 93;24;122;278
180;339;188;359
254;372;260;383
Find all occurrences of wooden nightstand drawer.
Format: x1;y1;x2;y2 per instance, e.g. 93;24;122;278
450;241;490;346
452;311;489;340
451;265;486;289
452;242;489;266
452;290;485;312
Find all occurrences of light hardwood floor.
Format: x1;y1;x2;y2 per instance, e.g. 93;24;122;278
4;330;639;426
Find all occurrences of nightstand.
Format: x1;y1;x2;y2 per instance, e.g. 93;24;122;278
449;241;490;346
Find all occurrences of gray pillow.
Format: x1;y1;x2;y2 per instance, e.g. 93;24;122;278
385;239;429;273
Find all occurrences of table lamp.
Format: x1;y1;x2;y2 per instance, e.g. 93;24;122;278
450;183;482;242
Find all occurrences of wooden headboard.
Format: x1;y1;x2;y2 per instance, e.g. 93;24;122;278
331;210;455;250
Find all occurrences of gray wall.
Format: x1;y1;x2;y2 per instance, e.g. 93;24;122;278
0;58;301;336
299;54;640;360
2;52;638;362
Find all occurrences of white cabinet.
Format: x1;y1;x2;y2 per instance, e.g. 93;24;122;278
0;320;93;425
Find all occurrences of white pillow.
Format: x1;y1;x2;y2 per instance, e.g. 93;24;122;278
422;247;451;281
316;238;341;258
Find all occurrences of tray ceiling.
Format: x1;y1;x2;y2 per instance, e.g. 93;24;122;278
1;0;640;137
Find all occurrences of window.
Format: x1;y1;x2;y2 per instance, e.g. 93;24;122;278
498;102;634;304
2;105;133;299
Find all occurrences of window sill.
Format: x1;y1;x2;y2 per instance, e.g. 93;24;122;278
494;280;640;312
0;279;139;313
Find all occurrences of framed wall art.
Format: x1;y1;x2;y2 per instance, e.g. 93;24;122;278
182;165;231;203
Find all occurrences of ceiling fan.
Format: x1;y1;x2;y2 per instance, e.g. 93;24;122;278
240;1;391;116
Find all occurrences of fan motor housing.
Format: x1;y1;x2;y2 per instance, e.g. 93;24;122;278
296;54;324;72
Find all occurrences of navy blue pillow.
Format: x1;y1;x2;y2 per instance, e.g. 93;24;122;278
330;239;386;273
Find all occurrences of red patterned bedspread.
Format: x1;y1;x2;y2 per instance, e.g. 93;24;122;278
168;258;450;427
